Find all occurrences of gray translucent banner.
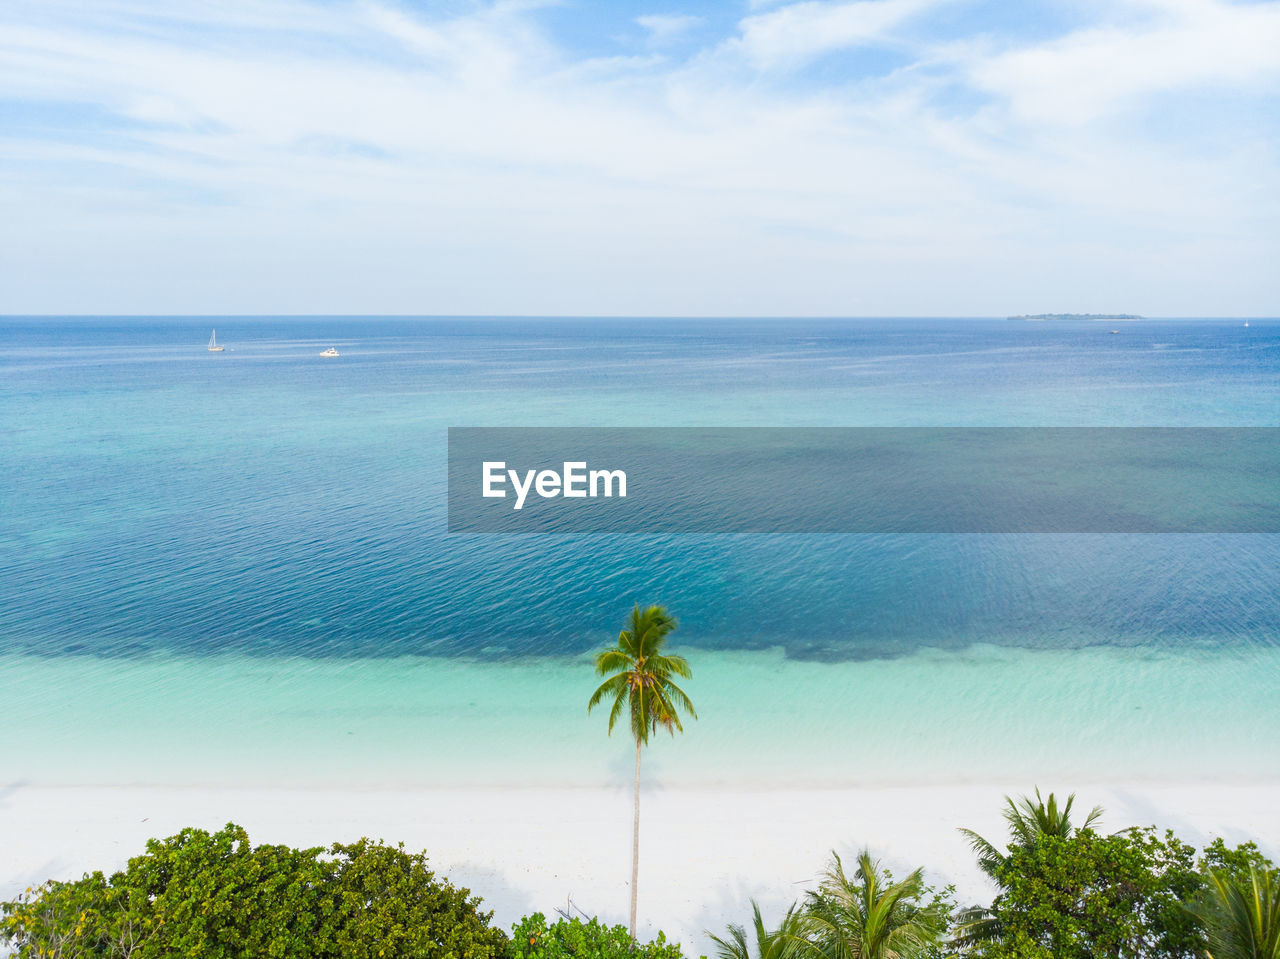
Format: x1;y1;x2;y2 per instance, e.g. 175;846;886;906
447;427;1280;533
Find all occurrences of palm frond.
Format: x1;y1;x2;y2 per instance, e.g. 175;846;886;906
967;788;1104;869
709;920;751;959
1189;866;1280;959
587;673;629;713
952;904;1002;947
804;850;947;959
630;676;650;745
1079;800;1105;833
649;684;684;736
589;603;696;749
957;827;1005;881
660;679;698;720
606;683;629;735
1005;788;1102;843
771;903;820;959
711;900;814;959
593;648;634;675
652;652;693;680
616;626;640;657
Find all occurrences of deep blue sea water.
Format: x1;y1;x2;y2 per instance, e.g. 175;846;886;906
1;316;1277;787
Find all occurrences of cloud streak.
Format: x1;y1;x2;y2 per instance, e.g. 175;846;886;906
636;14;704;47
963;0;1280;124
730;0;945;71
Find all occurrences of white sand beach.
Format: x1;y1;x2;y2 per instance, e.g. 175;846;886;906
3;783;1277;956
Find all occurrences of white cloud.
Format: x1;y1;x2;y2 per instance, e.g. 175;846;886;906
0;0;1275;315
731;0;943;71
636;13;703;47
964;0;1280;124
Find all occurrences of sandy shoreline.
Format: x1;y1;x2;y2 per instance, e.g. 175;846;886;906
3;783;1277;955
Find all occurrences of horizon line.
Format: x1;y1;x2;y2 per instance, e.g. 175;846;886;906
3;314;1275;321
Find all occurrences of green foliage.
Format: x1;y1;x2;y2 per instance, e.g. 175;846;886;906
960;788;1104;883
704;802;1279;959
802;851;954;959
507;913;685;959
972;827;1204;959
1201;840;1278;887
1;823;508;959
709;900;806;959
317;837;508;959
587;604;697;746
1188;844;1280;959
117;822;326;957
5;792;1277;959
2;871;122;958
956;788;1104;946
956;802;1280;959
709;853;953;959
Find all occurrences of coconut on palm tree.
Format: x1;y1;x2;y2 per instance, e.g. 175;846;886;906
954;788;1103;946
587;604;697;940
801;850;951;959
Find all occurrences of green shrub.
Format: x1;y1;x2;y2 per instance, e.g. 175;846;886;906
1;823;508;959
977;827;1204;959
507;913;685;959
1199;839;1278;885
318;837;507;959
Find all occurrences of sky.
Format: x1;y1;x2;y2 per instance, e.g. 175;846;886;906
1;0;1277;316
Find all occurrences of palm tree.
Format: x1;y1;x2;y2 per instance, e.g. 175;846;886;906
954;788;1103;946
710;900;809;959
1190;866;1280;959
587;604;697;940
960;788;1103;879
801;851;950;959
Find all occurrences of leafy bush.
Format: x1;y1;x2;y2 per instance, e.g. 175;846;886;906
976;827;1204;959
319;837;507;959
507;913;685;959
1200;839;1278;885
1;823;508;959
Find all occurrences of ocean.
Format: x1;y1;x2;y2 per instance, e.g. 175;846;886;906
1;316;1277;788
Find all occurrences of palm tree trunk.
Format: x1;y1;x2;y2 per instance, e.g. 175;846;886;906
630;735;641;940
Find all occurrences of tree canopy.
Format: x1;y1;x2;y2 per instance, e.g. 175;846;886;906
588;603;696;746
1;823;508;959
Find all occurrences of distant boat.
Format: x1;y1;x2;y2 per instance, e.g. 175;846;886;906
208;330;224;352
1109;330;1120;334
1244;321;1249;327
319;347;340;357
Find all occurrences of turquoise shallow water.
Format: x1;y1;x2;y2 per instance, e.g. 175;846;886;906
2;642;1277;787
1;316;1277;786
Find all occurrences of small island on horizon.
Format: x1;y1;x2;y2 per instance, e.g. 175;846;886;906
1009;313;1145;321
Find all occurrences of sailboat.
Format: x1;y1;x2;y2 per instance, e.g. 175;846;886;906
208;330;225;352
1244;321;1249;328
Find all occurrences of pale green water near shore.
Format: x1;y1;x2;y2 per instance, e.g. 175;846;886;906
4;642;1276;788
